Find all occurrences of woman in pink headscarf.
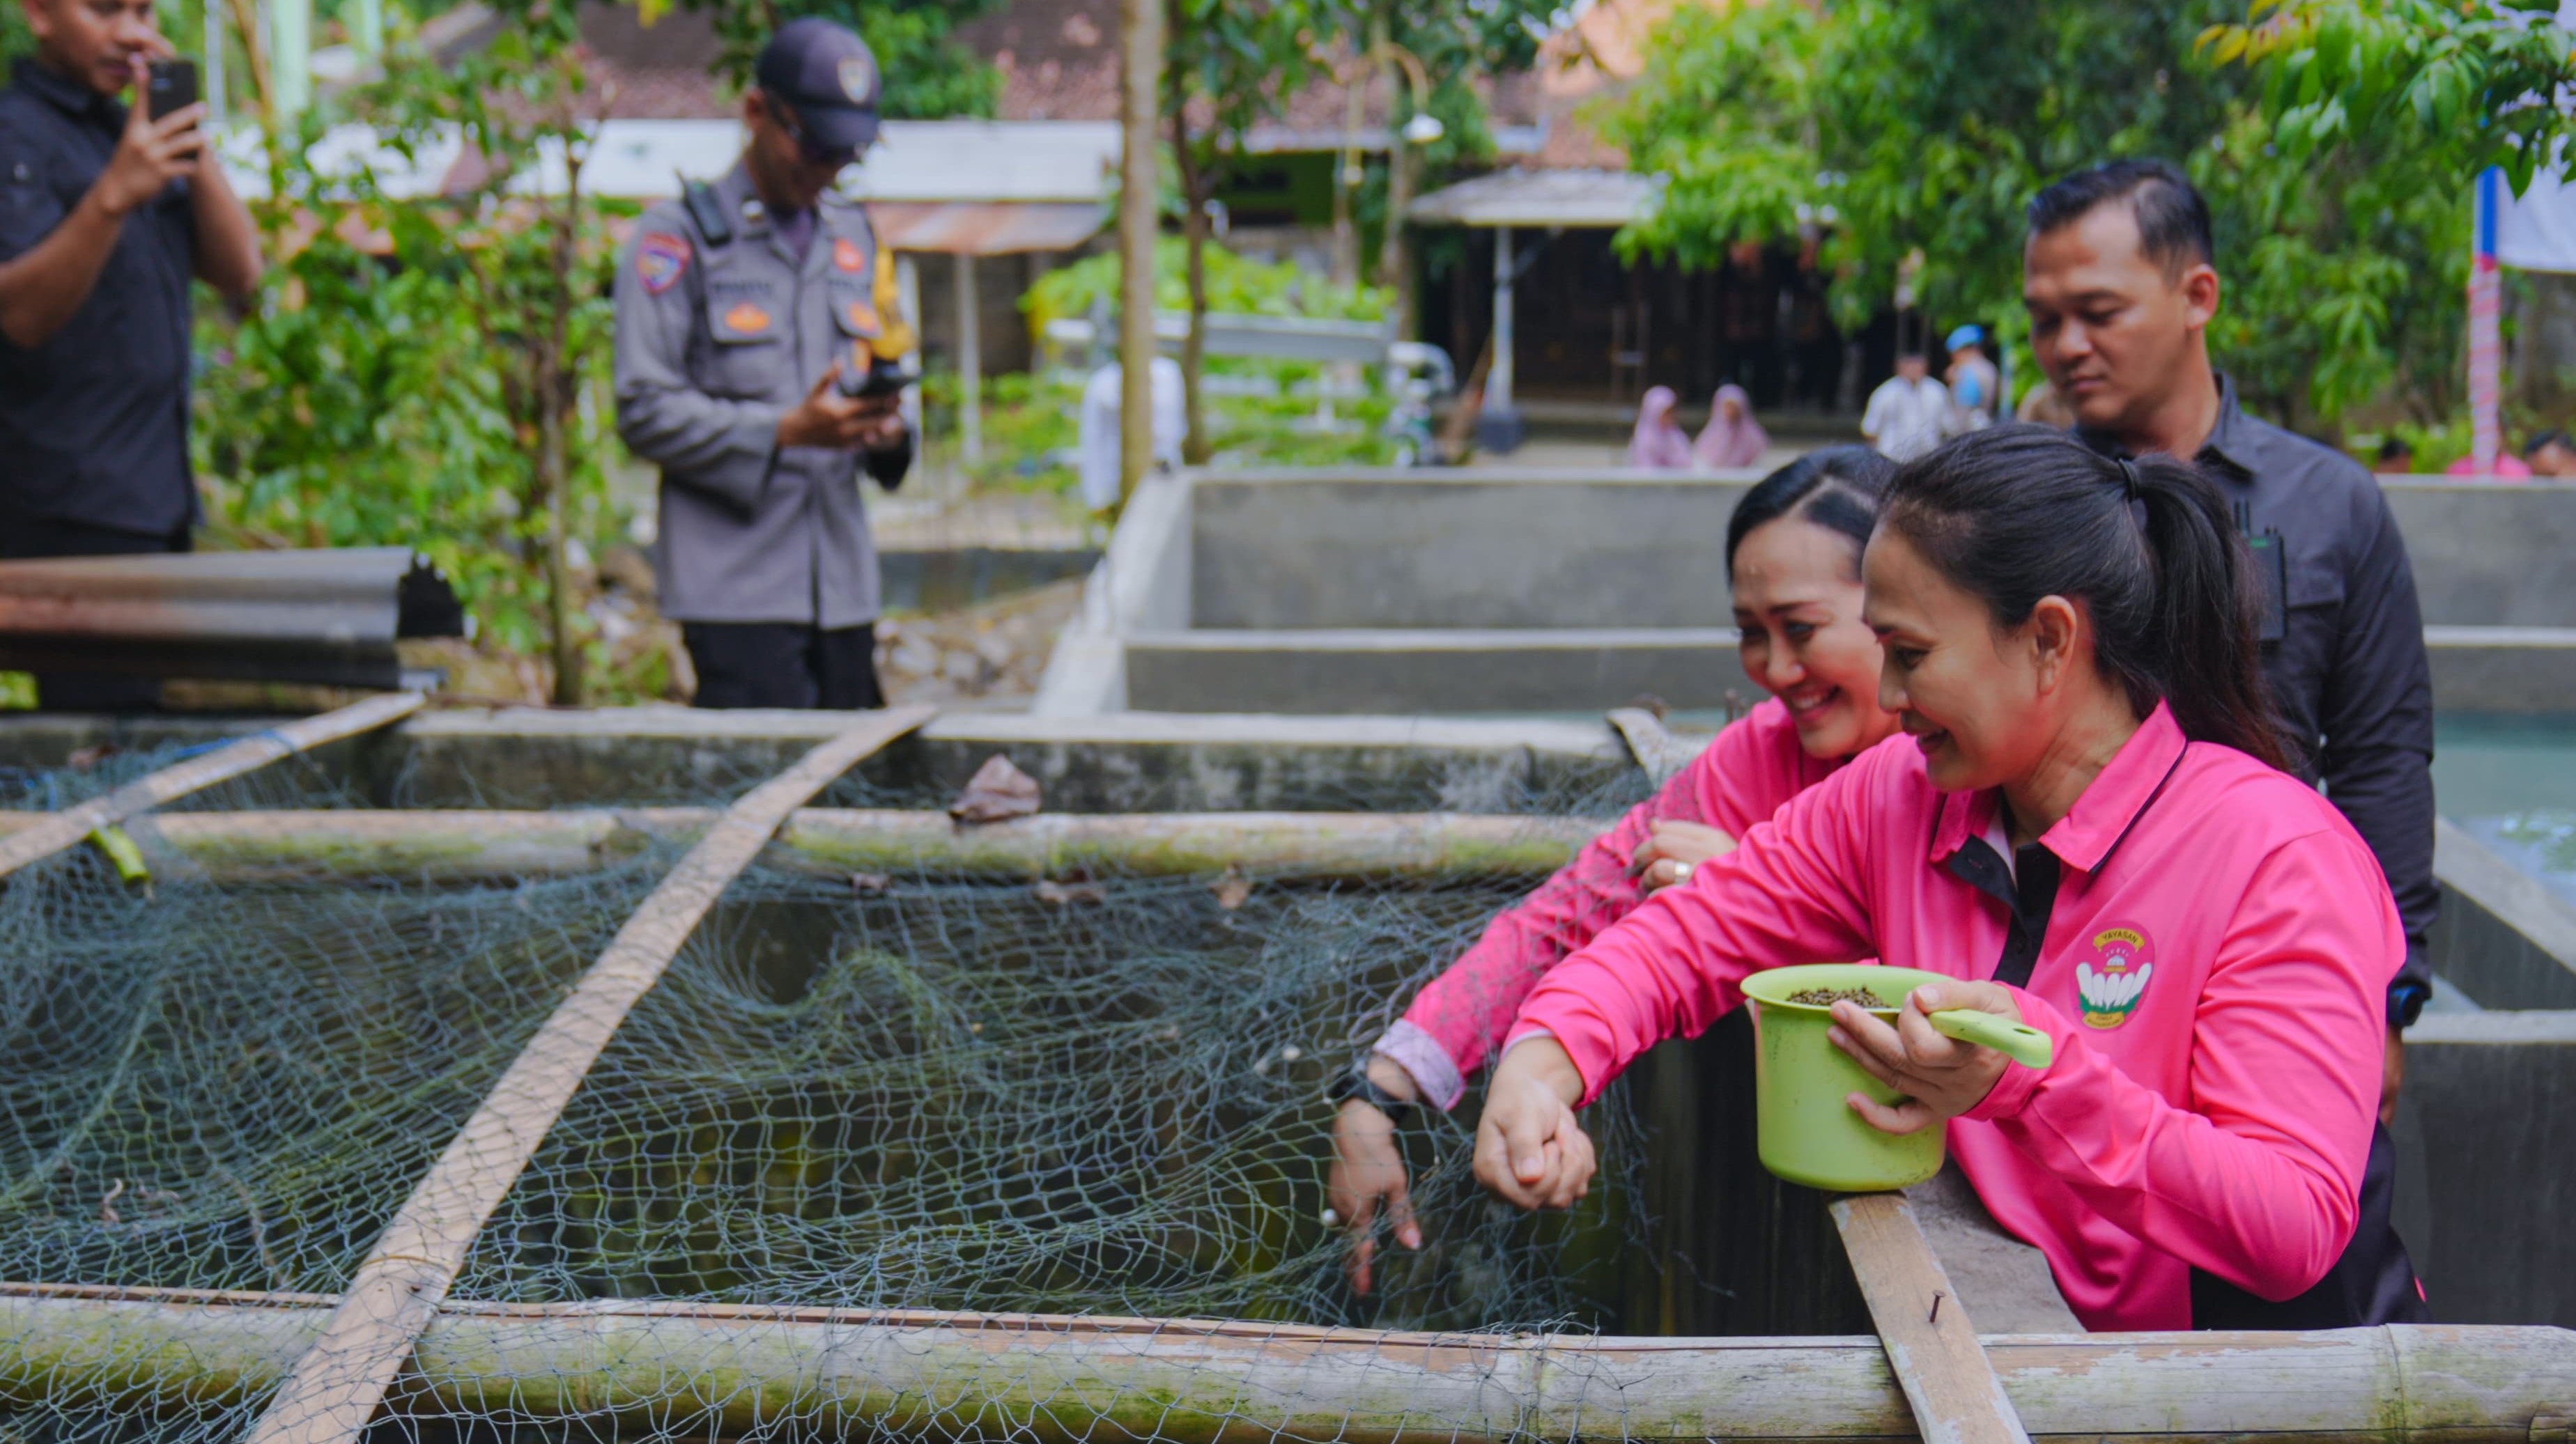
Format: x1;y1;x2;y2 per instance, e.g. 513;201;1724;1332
1692;383;1769;469
1627;386;1694;469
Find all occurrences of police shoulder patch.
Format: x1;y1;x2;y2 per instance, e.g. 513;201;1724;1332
636;231;691;295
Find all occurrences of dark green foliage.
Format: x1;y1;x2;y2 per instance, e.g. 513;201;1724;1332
681;0;1006;118
1600;0;2491;428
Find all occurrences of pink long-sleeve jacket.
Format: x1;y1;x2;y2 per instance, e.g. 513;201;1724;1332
1373;699;1841;1110
1509;705;2401;1332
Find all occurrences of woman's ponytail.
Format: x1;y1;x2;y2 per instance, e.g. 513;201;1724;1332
1882;426;2290;769
2128;454;2288;769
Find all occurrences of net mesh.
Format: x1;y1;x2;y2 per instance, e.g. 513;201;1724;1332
0;736;1660;1443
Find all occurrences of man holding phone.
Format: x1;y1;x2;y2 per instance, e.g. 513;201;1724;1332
0;0;263;710
613;17;916;710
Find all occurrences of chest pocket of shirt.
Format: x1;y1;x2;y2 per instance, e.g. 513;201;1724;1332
0;159;66;256
699;275;787;398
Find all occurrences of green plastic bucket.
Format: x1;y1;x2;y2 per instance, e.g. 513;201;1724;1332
1738;963;2053;1193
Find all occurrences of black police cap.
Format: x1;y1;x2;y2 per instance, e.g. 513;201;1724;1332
755;18;882;155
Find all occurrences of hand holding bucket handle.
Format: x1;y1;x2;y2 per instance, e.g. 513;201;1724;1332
1926;1009;2053;1069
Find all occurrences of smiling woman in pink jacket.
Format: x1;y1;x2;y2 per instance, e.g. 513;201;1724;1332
1479;426;2424;1332
1325;447;1900;1294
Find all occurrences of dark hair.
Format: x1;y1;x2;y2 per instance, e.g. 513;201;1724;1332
1880;426;2289;770
2027;158;2214;279
2522;428;2570;459
1725;444;1895;580
2376;436;2415;463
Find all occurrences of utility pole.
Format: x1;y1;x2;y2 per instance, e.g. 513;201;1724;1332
1116;0;1163;504
271;0;310;120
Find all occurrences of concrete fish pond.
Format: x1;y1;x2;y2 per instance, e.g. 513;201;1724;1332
0;704;2569;1444
1040;468;2576;716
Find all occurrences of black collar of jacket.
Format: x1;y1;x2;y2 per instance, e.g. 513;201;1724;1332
2073;370;2259;483
11;55;124;131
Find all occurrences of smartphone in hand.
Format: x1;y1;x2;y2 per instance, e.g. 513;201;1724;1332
145;58;199;123
840;361;919;401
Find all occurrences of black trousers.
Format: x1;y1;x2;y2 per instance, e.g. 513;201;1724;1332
681;621;884;711
2190;1121;2430;1327
0;513;190;713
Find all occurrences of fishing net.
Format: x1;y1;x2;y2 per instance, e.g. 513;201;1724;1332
0;736;1667;1443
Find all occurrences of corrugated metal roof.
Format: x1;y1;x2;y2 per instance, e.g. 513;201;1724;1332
1405;167;1658;228
216;118;1120;206
869;201;1106;255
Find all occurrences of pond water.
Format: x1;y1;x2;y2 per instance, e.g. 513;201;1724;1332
2437;714;2576;913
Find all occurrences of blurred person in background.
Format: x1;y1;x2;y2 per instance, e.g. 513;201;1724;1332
0;0;262;711
1076;354;1184;511
2016;378;2077;427
1862;347;1951;461
1627;385;1693;469
614;17;916;710
1946;324;2000;432
2370;437;2415;476
2445;444;2529;479
1692;382;1769;469
2521;429;2576;479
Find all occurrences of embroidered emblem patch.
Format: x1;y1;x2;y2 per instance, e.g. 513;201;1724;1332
839;53;877;104
723;302;773;336
635;231;690;295
843;298;881;336
2074;925;2155;1030
833;237;866;273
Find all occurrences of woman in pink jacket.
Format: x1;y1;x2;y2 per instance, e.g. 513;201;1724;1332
1327;445;1899;1293
1479;427;2424;1330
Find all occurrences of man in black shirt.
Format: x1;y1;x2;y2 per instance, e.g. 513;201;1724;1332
0;0;263;708
2023;160;2430;1325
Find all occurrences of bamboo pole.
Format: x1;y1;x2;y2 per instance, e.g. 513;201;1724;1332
242;706;936;1444
0;692;422;882
0;808;1606;883
3;1284;2570;1442
1115;0;1162;502
1830;1193;2030;1444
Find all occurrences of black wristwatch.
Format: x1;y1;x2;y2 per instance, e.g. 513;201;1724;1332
2388;979;2430;1030
1327;1064;1417;1124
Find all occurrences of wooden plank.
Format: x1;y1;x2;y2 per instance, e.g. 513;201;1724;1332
0;692;422;881
1830;1191;2033;1444
240;704;935;1444
0;807;1605;883
11;1283;2576;1442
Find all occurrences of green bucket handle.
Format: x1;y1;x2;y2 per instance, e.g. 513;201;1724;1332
1927;1009;2053;1070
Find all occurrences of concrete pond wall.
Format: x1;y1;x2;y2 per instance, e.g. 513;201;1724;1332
1039;468;2576;717
0;707;2569;1329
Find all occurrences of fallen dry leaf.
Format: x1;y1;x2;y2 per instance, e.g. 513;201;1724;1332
849;872;892;897
1211;864;1253;910
1033;877;1106;906
951;754;1042;824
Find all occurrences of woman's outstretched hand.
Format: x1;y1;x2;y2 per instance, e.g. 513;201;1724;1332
1828;979;2020;1133
1473;1037;1596;1211
1327;1060;1422;1296
1628;818;1736;891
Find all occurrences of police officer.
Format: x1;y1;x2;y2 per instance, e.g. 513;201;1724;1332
0;0;263;710
615;17;916;710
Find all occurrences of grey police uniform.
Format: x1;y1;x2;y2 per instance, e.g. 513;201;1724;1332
612;162;909;630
